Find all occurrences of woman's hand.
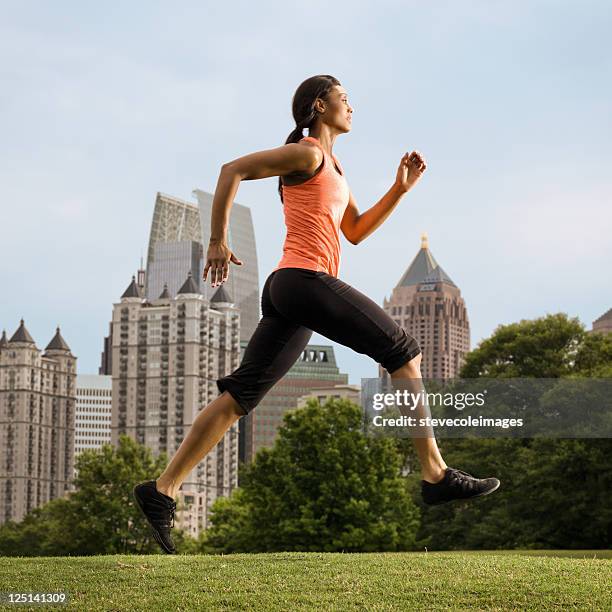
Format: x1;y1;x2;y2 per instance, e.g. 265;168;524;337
203;239;243;287
395;150;427;193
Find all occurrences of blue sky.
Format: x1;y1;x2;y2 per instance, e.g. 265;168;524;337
1;1;610;384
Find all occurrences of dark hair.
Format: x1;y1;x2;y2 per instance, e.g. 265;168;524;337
278;74;341;203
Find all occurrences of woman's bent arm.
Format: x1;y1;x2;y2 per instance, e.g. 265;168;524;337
340;150;427;245
209;143;321;243
209;167;241;243
340;184;408;245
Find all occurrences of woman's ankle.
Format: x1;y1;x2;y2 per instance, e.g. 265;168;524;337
155;477;178;500
421;465;447;484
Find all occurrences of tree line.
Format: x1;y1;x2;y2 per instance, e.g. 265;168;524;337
0;313;610;555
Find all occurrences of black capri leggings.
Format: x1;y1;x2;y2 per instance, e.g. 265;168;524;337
216;267;421;415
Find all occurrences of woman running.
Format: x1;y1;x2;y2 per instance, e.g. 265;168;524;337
134;75;500;554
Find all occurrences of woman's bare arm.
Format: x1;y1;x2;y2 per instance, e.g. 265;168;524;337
340;151;427;245
340;187;407;245
209;142;321;242
204;142;321;287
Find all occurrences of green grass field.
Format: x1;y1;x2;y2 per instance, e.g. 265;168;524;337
1;551;610;611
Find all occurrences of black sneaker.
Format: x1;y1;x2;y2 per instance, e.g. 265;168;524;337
421;467;500;505
133;480;177;554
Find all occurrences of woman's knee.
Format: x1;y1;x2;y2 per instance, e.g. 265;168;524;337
389;351;422;377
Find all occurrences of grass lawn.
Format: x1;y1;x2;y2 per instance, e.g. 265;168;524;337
1;551;610;610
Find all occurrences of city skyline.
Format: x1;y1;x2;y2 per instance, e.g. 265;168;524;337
1;2;610;384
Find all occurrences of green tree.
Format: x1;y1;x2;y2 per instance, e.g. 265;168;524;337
199;489;253;554
460;313;585;378
0;435;196;556
573;331;612;376
414;313;612;550
0;497;81;556
203;398;420;553
68;434;193;554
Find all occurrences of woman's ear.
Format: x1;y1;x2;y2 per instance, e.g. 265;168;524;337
314;97;326;114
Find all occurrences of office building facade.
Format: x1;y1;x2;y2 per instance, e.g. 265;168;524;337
143;190;260;345
74;374;112;478
144;192;204;300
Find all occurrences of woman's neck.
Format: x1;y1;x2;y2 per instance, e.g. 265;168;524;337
307;124;338;156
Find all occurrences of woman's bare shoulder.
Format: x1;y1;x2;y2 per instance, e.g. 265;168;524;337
287;139;323;171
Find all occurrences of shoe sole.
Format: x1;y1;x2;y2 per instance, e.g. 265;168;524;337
424;479;501;506
132;485;176;554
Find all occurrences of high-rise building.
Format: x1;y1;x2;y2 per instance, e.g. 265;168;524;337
143;191;260;344
101;189;259;362
74;374;112;477
380;233;470;379
193;189;260;343
110;272;240;535
242;345;349;464
143;192;204;300
99;263;146;376
591;308;612;335
144;189;261;478
0;322;76;524
147;240;204;302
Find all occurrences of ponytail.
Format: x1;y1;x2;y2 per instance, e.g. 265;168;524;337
278;75;341;204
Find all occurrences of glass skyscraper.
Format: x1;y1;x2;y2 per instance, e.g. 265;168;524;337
193;189;260;343
144;191;260;345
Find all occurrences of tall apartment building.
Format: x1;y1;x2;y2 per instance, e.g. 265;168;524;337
242;345;349;464
110;272;240;535
0;322;76;524
380;233;470;379
74;374;112;478
99;265;146;376
139;190;261;486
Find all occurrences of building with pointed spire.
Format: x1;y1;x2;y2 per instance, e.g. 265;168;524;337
109;271;240;536
380;233;470;379
0;321;77;524
591;308;612;335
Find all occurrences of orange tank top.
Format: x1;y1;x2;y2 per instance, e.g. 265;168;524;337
274;136;350;277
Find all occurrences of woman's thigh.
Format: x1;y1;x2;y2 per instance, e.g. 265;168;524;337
269;268;421;374
216;270;313;414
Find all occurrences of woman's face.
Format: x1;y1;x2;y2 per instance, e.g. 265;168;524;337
317;85;353;133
